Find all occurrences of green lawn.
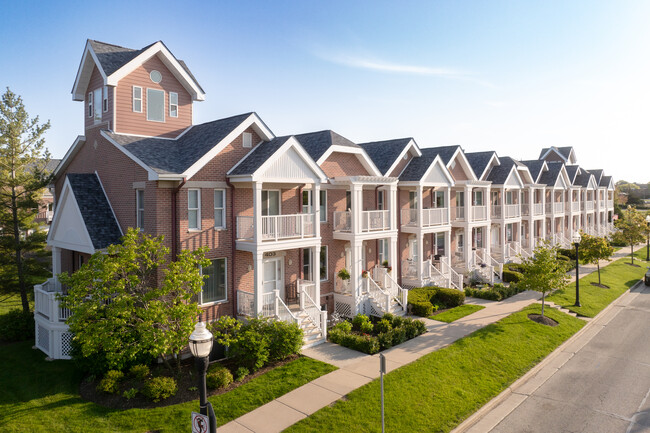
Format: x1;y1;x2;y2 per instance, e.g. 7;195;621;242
0;293;33;315
286;304;585;433
547;248;648;318
430;304;485;323
0;341;336;433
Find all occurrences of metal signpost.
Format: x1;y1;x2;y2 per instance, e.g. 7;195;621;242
191;411;209;433
379;353;386;433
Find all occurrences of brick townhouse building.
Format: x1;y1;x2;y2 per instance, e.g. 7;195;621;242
34;40;616;359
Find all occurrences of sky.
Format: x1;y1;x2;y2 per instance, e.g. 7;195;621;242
1;0;649;182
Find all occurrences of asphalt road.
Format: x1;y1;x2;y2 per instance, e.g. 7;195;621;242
490;283;650;433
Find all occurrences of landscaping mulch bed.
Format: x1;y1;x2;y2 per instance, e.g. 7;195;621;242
528;314;558;327
80;354;300;410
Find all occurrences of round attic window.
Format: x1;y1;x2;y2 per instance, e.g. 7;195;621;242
150;70;162;83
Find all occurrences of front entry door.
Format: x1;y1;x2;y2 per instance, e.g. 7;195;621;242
263;257;284;298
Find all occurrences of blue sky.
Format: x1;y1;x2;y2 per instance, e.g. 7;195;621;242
2;0;649;182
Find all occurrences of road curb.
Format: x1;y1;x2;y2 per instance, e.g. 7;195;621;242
451;278;645;433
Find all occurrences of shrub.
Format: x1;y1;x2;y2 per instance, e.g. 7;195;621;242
404;318;427;339
142;376;177;402
408;287;437;317
378;332;393;350
97;370;124;394
207;315;242;348
375;318;393;334
431;288;465;308
267;320;303;362
232;327;269;371
206;364;233;390
465;287;502;301
341;333;380;354
122;388;138;400
129;364;150;381
503;262;524;274
333;320;352;333
502;269;524;284
390;326;407;346
409;300;434;317
0;309;35;342
234;366;249;382
351;314;373;334
557;248;577;261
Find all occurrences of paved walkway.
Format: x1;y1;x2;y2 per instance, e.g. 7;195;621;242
220;245;647;433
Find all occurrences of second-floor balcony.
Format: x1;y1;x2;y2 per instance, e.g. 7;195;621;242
571;202;580;212
472;205;488;221
401;208;449;228
333;209;390;233
546;202;564;213
492;204;521;219
236;213;316;242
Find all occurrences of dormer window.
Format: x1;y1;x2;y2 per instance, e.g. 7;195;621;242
243;132;252;148
146;89;165;122
132;86;142;112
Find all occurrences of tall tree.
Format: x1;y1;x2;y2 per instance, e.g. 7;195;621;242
0;88;51;313
517;241;570;318
613;206;646;265
579;232;614;286
59;229;209;373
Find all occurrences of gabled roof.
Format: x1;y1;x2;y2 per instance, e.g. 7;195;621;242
600;175;614;189
422;145;461;165
486;157;521;185
67;173;122;250
565;165;580;185
587;169;604;185
465;151;499;180
229;136;292;176
398;153;454;186
358;138;421;176
521;160;547;184
538;162;568;188
574;169;594;188
101;112;274;180
72;39;205;101
539;146;577;164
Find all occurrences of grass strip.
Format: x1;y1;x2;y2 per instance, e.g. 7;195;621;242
547;248;648;318
285;304;584;433
430;304;485;323
0;341;336;432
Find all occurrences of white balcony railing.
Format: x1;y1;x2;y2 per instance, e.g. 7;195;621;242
586;202;594;211
401;208;449;228
236;213;316;241
491;205;501;218
34;279;70;323
453;206;465;221
571;202;580;212
504;204;520;218
237;290;255;316
555;202;564;213
533;203;544;216
334;210;390;233
472;205;488;221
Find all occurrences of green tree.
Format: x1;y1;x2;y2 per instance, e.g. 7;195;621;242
579;232;614;286
59;229;209;373
0;88;52;314
517;241;570;318
613;206;646;265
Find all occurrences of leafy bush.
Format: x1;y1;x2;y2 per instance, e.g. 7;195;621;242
408;286;464;316
557;248;577;261
129;364;150;381
266;320;303;362
464;286;502;301
378;332;393;350
232;327;269;371
502;269;524;284
330;313;426;353
234;366;249;382
351;314;373;334
330;331;380;354
503;262;524;274
374;318;393;334
122;388;138;400
333;320;352;333
431;288;465;308
207;315;242;348
206;364;233;390
142;376;177;402
0;309;35;342
390;326;407;346
97;370;124;394
404;318;427;339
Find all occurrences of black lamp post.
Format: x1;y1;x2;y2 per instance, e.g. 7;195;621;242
189;321;216;433
572;232;582;307
645;215;650;262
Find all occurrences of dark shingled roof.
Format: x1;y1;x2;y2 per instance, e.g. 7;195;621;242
600;175;612;187
539;146;574;161
229;136;292;175
574;169;593;188
486;157;518;185
294;130;360;161
420;146;460;165
399;154;438;182
359;138;413;176
565;165;580;184
67;173;122;250
105;113;256;175
538;162;564;187
587;169;603;184
465;151;497;180
521;160;545;183
88;40;204;93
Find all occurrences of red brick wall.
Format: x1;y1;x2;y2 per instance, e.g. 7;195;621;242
191;128;262;182
321;152;370;178
115;56;192;138
388;153;412;178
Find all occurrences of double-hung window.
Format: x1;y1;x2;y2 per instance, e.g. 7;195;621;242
435;191;445;208
133;86;142;112
474;190;484;206
261;190;280;216
147;88;165;122
169;92;178;118
302;190;312;214
93;88;102;122
136;190;145;229
188;189;200;230
377;190;385;210
320;246;328;281
319;190;327;222
103;86;108;112
200;258;227;304
302;246;328;281
214;189;225;229
88;92;93;117
409;191;418;209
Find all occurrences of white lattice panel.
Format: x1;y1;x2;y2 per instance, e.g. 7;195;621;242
60;332;73;357
334;301;353;318
37;323;50;354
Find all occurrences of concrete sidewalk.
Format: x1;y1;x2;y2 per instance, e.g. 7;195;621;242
220;244;647;433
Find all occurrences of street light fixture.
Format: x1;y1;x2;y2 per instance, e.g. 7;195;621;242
572;232;582;307
645;215;650;262
188;320;216;433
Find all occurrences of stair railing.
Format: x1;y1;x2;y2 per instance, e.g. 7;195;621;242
365;271;391;313
274;289;300;326
375;266;407;309
300;287;326;339
440;256;463;290
427;260;450;288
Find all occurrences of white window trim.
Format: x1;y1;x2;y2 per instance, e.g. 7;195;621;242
320;245;328;282
88;92;93;118
262;190;282;216
146;88;165;123
243;132;252;148
377;190;385;211
188;189;201;231
169;92;178;118
302;189;312;214
199;258;228;306
214;189;226;229
103;86;108;112
136;189;144;229
132;86;142;113
320;190;327;223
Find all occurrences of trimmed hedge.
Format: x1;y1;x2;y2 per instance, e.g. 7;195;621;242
142;376;177;402
464;283;524;301
206;364;233;390
0;309;35;342
502;269;523;284
407;286;465;317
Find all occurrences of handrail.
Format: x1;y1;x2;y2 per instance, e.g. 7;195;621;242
426;260;450;288
276;294;300;325
301;287;322;333
477;248;502;281
440;256;463;290
375;266;407;309
366;271;391;313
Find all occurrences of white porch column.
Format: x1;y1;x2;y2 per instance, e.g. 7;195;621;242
465;185;472;223
313;183;321;239
253;182;263;243
416;231;424;282
351;184;362;234
350;239;364;313
445;187;451;224
52;246;61;276
389;183;398;231
485;224;491;257
253;251;264;315
311;244;321;306
417;185;423;228
464;227;472;266
389;235;398;272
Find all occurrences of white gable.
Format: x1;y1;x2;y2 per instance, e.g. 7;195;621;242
260;146;319;181
554;174;568;189
423;159;454;186
587;176;598;190
47;181;95;255
504;169;524;188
